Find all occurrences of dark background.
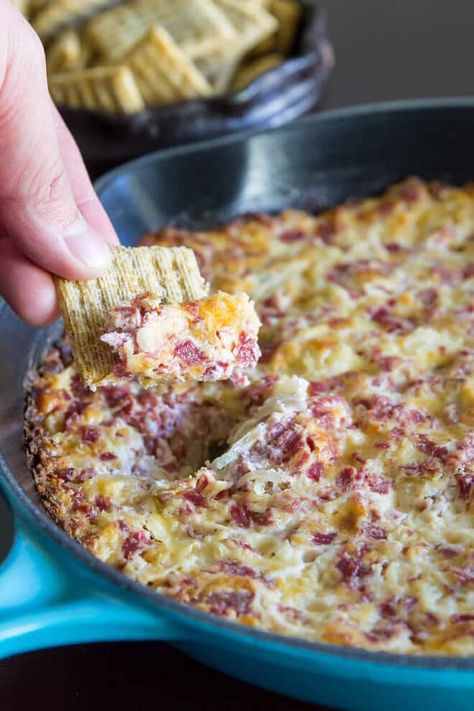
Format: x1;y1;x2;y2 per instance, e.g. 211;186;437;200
2;1;473;709
324;0;473;109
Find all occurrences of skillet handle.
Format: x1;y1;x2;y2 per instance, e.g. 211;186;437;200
0;499;182;659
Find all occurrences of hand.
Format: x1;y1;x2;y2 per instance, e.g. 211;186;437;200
0;1;119;326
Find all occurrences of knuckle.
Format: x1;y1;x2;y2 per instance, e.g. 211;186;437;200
29;164;77;227
0;159;77;231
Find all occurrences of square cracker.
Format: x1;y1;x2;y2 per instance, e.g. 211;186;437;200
195;0;278;94
46;29;84;74
213;0;278;54
195;50;240;94
48;65;145;114
55;246;209;388
32;0;114;41
122;25;212;106
85;0;237;62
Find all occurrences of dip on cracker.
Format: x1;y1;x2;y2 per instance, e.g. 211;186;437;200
101;291;261;387
55;245;260;389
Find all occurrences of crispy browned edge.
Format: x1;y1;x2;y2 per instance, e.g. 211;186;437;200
24;352;82;539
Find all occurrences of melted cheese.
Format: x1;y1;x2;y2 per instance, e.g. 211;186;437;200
28;179;474;656
102;291;261;385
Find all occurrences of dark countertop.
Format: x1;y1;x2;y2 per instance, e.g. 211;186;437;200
0;643;320;711
2;1;473;709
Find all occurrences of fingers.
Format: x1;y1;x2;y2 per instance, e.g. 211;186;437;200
0;4;111;280
52;105;119;247
0;3;120;326
0;238;59;326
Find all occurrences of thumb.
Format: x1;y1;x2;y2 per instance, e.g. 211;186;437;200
0;5;111;280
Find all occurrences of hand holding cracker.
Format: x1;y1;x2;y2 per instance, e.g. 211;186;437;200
0;0;118;325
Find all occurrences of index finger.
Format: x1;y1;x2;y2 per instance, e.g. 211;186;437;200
52;104;119;247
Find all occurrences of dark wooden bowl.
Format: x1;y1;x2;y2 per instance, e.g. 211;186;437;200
58;2;334;177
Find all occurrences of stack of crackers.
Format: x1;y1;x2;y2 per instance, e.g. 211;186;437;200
15;0;303;115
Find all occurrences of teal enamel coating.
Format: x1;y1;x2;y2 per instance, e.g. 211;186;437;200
2;101;474;710
1;477;473;710
0;483;180;659
177;642;474;711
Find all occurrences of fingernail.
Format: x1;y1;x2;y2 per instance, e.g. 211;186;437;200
63;217;111;271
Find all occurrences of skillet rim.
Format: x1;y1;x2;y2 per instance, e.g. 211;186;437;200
5;97;474;672
94;95;474;196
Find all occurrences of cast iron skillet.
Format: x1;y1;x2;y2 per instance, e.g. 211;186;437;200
1;99;474;711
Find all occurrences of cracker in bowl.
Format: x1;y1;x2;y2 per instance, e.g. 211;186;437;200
48;65;145;114
121;25;212;107
32;0;113;41
85;0;237;63
38;0;305;114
